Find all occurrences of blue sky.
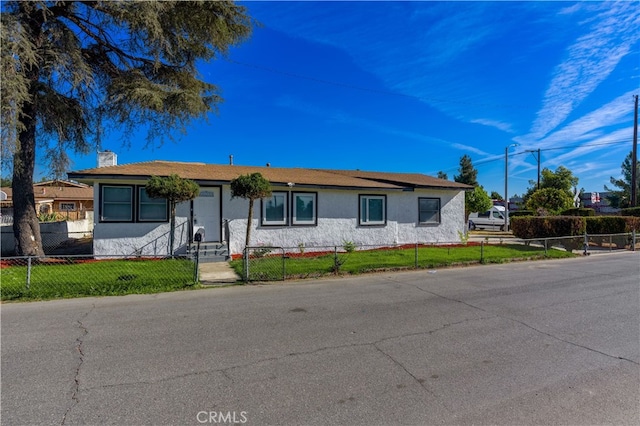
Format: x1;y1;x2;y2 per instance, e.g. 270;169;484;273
60;1;638;198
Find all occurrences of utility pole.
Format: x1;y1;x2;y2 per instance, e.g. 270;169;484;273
525;149;541;190
536;148;541;190
632;94;638;207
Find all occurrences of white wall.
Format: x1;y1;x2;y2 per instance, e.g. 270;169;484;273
223;186;465;255
90;180;466;257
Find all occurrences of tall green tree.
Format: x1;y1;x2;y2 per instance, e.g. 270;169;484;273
453;155;490;220
522;166;578;204
436;171;448;180
145;174;200;256
465;186;493;221
1;1;253;256
605;151;640;208
230;173;272;247
454;155;478;186
525;188;573;215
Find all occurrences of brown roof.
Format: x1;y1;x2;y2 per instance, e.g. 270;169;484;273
1;184;93;201
68;161;471;191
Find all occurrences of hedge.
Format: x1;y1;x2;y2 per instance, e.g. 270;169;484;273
621;207;640;217
511;216;640;239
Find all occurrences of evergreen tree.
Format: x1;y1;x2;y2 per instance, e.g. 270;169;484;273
605;151;640;208
436;171;448;180
454;155;478;186
1;1;253;256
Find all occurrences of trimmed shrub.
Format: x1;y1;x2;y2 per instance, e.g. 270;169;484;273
509;210;535;217
586;217;627;234
560;208;595;217
511;216;585;239
621;207;640;217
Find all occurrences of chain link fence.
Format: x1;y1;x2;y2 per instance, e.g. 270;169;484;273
0;255;198;301
1;232;636;300
237;232;637;282
1;230;93;256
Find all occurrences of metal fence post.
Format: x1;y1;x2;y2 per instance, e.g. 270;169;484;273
583;232;589;256
26;257;32;290
480;241;484;263
415;242;418;269
281;248;286;281
633;231;636;252
544;238;548;255
243;247;249;282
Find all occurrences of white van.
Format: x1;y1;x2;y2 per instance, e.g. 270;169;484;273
468;206;508;231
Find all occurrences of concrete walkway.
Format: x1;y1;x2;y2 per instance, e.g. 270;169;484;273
198;261;240;285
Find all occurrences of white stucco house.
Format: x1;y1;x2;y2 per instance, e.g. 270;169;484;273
67;155;471;257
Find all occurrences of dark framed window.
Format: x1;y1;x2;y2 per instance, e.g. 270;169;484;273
418;197;441;224
60;202;76;211
292;192;317;226
138;187;168;222
262;192;288;225
359;194;386;225
101;185;133;222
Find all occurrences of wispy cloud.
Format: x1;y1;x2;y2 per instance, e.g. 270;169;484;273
451;143;493;157
470;118;514;133
530;2;640;138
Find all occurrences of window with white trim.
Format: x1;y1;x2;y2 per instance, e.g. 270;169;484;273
262;192;287;225
359;195;386;225
292;192;317;225
418;197;440;224
101;186;133;222
138;187;168;222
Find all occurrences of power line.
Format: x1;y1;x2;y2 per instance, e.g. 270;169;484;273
437;138;633;176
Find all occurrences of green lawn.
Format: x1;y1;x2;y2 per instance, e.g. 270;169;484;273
231;244;576;281
1;258;197;301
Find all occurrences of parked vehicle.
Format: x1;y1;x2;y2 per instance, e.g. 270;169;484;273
468;206;508;231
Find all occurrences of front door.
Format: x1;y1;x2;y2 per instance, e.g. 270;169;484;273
192;187;220;242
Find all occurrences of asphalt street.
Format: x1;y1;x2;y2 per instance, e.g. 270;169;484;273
2;252;639;425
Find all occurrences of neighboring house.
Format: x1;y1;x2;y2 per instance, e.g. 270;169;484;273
0;180;94;222
580;191;618;214
67;156;471;257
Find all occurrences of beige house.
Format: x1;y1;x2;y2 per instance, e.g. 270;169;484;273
1;180;94;222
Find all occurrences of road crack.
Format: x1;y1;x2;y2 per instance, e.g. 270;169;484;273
405;280;639;366
81;316;497;392
61;304;95;425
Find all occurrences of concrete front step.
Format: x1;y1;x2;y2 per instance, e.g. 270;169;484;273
188;242;229;262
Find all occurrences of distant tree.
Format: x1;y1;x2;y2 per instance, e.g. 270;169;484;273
145;175;200;256
490;191;503;201
525;188;573;215
523;166;578;204
230;173;272;247
1;1;253;256
0;177;11;187
454;155;478;186
436;171;448;180
605;151;640;208
465;186;493;221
